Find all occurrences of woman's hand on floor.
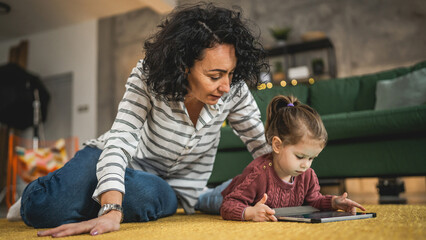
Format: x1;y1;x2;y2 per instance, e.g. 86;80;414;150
37;210;121;237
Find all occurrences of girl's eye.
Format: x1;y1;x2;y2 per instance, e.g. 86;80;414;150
296;155;304;159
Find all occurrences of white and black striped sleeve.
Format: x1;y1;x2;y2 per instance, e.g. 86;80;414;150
92;60;151;202
227;83;271;158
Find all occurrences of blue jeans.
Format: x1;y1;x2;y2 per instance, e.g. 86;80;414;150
195;179;232;214
20;146;178;228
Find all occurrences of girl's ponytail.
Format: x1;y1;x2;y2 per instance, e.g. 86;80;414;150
264;95;327;147
265;95;297;139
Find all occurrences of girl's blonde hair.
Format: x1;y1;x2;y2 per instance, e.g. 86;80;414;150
265;95;327;147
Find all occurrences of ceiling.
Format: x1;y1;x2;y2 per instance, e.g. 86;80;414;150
0;0;176;42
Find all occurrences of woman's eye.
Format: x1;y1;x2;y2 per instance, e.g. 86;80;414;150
210;76;220;80
296;155;304;159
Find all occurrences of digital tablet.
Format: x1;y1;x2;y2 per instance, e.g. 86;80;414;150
274;206;376;223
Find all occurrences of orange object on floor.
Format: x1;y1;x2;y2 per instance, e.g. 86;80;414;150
5;132;79;209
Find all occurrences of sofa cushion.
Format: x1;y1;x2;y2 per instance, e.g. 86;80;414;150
355;68;409;111
374;68;426;110
355;60;426;111
309;77;360;115
252;85;309;121
322;105;426;141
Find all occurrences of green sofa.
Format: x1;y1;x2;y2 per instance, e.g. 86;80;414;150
208;60;426;185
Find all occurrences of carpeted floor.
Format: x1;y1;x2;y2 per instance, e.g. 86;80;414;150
0;205;425;240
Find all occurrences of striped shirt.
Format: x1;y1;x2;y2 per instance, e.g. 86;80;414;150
86;60;270;214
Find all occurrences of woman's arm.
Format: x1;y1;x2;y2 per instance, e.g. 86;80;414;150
93;60;151;203
37;60;150;238
100;190;124;220
37;190;124;237
227;83;271;159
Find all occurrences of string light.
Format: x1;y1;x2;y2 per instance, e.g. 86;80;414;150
291;79;297;86
309;78;315;85
266;82;273;89
257;83;267;90
280;80;287;87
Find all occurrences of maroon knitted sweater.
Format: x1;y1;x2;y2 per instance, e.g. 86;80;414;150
220;153;333;221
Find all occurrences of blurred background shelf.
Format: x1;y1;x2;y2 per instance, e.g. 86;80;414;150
266;38;337;82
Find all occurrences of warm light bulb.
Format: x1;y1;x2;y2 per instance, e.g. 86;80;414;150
309;78;315;85
257;83;267;90
266;82;273;89
280;80;287;87
291;79;297;86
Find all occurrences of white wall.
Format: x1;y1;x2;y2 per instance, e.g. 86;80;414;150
0;20;98;144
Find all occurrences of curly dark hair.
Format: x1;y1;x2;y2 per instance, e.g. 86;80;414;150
143;2;268;101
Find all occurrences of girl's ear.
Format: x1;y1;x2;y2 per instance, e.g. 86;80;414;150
272;136;282;154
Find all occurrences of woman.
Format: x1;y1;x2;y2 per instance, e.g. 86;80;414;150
11;3;270;237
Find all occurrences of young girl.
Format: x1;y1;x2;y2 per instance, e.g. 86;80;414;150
220;95;366;221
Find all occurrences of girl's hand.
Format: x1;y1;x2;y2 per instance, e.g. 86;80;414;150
332;192;366;214
244;193;277;222
37;210;121;237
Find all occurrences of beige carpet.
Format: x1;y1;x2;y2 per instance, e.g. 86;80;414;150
0;205;425;240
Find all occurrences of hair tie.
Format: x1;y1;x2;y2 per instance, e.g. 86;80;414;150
287;103;294;107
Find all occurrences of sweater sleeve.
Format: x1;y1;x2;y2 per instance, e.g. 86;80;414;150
303;169;333;210
220;166;266;221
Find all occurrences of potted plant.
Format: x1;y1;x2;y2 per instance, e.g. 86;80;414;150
270;27;292;46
